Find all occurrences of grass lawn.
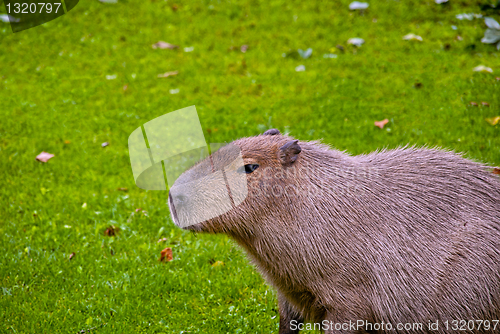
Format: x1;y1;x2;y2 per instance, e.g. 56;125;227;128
1;0;499;332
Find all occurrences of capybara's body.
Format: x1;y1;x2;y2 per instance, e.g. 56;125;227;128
168;130;500;333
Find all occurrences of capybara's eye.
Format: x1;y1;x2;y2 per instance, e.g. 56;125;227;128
237;164;259;174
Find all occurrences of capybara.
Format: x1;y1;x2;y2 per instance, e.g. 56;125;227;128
168;129;500;333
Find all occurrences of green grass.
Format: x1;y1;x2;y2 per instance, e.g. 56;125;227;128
1;0;500;332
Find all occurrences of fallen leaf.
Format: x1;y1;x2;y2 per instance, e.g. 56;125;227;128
69;252;76;260
482;101;490;107
104;225;119;236
486;116;500;125
0;14;20;22
160;248;173;262
403;33;423;42
493;168;500;175
117;187;128;192
157;71;179;78
211;260;225;267
374;119;389;129
101;142;109;147
456;13;483;21
240;45;248;53
485;17;500;30
470;101;478;106
348;38;365;46
36;151;55;163
323;53;338;59
152;41;179;49
295;65;306;72
473;65;493;73
298;48;313;59
349;1;369;10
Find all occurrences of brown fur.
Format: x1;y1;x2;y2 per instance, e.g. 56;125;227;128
169;130;500;333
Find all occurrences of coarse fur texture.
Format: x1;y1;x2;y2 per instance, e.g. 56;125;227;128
169;130;500;334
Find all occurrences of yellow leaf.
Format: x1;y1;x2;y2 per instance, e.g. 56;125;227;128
212;261;225;267
486;116;500;125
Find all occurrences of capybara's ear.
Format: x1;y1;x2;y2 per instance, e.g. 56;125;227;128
279;140;301;166
264;128;280;135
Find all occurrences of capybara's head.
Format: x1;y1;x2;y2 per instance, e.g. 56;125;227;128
168;129;304;234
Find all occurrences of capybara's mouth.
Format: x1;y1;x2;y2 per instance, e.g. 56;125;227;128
168;192;179;226
169;192;204;231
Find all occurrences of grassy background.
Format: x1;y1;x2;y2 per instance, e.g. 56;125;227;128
1;0;499;332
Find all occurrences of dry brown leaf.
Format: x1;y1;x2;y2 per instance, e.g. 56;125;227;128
493;168;500;175
206;128;219;134
470;101;478;106
486;116;500;125
160;247;173;262
117;187;128;192
69;252;76;260
374;119;389;129
104;225;119;236
152;41;179;49
157;71;179;78
481;101;490;107
36;151;55;163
